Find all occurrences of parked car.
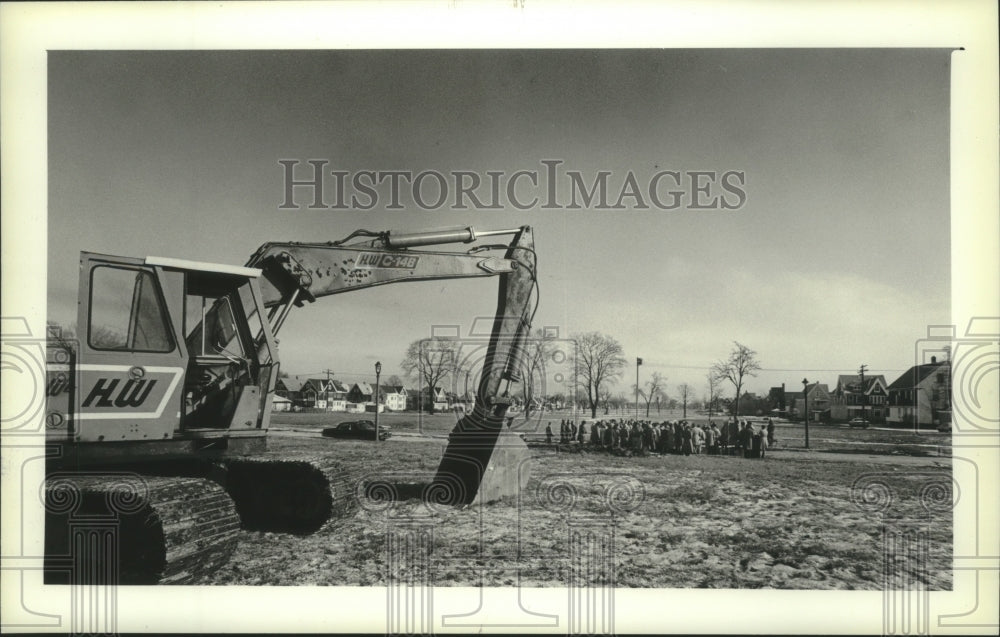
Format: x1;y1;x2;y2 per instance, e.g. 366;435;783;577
848;418;870;428
322;419;391;441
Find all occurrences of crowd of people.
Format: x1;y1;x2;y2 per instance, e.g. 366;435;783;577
544;417;777;459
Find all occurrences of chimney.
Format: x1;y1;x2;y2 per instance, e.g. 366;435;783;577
931;356;937;364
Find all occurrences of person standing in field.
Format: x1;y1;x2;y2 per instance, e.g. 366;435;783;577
705;422;717;455
767;419;776;448
546;422;553;445
742;422;755;458
681;424;693;456
631;424;644;455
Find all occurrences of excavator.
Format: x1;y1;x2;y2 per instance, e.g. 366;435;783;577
44;225;537;584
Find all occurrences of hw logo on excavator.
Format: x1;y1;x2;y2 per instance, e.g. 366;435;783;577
355;252;420;269
82;378;158;408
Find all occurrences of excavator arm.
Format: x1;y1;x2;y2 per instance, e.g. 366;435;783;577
246;225;537;505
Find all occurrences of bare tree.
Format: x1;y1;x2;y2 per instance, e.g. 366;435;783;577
711;341;762;418
48;319;121;350
600;388;615;415
571;331;627;418
633;371;666;418
678;383;692;419
46;321;78;354
385;374;404;387
400;337;460;414
706;371;722;418
520;328;558;420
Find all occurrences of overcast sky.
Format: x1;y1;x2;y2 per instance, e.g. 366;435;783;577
47;49;951;397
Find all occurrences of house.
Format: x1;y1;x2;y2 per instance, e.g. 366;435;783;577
767;384;787;413
887;357;951;428
294;377;350;411
300;378;331;409
419;386;449;411
733;391;769;416
452;391;477;413
326;379;350;412
381;386;408;411
405;388;420;411
275;377;304;407
348;382;387;412
272;395;293;412
275;377;303;399
347;382;373;405
786;382;832;422
830;374;888;423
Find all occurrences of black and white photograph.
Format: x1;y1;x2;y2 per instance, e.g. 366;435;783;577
2;1;997;634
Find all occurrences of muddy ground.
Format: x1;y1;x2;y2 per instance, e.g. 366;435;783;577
199;418;952;589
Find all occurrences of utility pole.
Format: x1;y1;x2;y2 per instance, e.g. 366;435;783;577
802;378;810;449
858;363;868;422
374;361;382;442
635;357;643;418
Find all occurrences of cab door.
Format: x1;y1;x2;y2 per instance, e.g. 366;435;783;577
73;253;186;442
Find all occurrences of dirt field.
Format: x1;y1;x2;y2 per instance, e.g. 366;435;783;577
199;411;953;589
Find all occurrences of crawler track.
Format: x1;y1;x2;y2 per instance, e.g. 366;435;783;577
44;455;358;584
44;474;241;585
223;453;358;534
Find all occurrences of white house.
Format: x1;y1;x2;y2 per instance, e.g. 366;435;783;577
272;395;293;412
382;386;408;411
887;358;951;427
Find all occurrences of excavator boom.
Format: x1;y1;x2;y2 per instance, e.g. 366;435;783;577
247;225;537;504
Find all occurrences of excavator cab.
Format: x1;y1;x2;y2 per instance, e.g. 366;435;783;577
46;254;347;584
180;267;276;433
50;252;277;455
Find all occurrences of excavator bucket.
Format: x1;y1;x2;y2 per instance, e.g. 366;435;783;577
431;227;535;506
432;425;532;506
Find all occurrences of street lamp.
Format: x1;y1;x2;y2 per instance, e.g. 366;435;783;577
374;361;382;442
802;377;810;449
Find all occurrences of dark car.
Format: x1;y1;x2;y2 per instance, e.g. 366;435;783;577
322;419;390;441
848;418;870;428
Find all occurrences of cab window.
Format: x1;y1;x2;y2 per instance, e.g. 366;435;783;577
89;266;174;352
184;273;249;359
